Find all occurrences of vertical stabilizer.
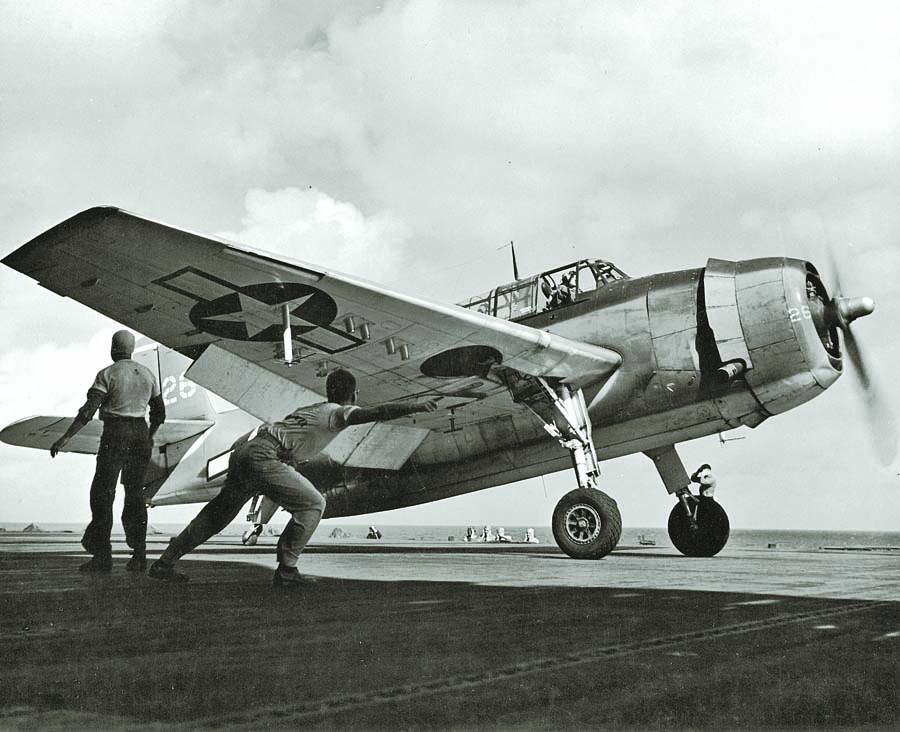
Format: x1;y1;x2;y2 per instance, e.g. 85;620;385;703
134;342;216;421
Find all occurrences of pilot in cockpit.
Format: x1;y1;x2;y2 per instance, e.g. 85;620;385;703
558;271;576;304
541;278;560;309
542;270;577;310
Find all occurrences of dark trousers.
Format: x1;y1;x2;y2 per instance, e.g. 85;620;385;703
82;419;152;560
160;438;325;568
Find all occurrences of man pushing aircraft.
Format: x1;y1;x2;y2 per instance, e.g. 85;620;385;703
149;368;437;589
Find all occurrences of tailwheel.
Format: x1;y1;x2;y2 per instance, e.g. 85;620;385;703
552;488;622;559
667;498;730;557
241;524;263;546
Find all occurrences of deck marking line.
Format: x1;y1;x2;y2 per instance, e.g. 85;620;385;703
186;600;891;729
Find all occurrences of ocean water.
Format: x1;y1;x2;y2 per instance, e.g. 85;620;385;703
2;522;899;553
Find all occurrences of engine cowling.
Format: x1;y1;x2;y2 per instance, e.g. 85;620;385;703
703;257;841;416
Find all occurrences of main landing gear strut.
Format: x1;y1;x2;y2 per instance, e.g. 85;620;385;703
644;446;730;557
526;379;622;559
515;378;728;559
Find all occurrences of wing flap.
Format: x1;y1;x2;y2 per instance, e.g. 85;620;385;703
185;344;323;422
321;423;430;469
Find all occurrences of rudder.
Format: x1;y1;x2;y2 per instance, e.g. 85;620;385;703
134;342;216;421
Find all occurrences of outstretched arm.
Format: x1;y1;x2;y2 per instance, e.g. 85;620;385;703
346;399;439;426
50;389;104;457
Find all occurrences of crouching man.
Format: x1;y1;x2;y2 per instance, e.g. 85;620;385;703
149;369;437;589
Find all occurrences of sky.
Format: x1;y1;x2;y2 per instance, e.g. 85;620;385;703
1;1;899;532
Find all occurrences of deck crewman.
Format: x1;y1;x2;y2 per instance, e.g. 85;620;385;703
149;368;437;589
51;330;166;573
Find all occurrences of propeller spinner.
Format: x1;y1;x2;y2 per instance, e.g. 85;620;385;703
808;256;897;465
830;295;875;330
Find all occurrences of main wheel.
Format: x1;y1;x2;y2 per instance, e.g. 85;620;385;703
667;498;730;557
552;488;622;559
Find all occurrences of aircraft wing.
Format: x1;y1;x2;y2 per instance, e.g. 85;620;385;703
3;207;621;431
0;416;214;454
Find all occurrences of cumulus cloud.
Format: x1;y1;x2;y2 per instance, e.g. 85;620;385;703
0;330;117;425
218;187;413;285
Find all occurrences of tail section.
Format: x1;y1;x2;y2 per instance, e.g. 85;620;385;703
134;342;216;421
132;342;227;504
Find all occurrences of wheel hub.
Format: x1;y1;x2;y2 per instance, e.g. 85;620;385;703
564;503;602;544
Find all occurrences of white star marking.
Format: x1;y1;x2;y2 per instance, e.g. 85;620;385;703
203;293;316;338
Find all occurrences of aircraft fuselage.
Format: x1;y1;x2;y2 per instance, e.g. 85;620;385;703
314;257;841;517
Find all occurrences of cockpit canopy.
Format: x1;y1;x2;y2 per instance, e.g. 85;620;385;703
458;259;628;322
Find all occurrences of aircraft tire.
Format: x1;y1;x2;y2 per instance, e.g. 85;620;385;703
667;498;730;557
552;488;622;559
241;530;259;546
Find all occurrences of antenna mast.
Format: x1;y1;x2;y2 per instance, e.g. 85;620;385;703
498;240;521;280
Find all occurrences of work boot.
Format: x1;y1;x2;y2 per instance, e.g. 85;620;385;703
148;560;189;583
125;555;147;572
79;556;112;573
272;565;317;589
80;530;99;555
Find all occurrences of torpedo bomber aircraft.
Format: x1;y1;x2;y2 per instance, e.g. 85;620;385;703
1;207;889;559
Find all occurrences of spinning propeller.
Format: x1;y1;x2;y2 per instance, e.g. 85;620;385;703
812;245;898;465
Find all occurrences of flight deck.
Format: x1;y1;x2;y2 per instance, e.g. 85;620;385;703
1;533;898;731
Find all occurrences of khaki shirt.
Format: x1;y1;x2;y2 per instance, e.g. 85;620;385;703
90;359;161;420
260;402;359;463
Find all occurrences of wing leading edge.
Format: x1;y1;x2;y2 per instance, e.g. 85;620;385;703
3;207;622;425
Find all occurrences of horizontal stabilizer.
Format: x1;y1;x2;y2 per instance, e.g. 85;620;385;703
0;416;214;455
